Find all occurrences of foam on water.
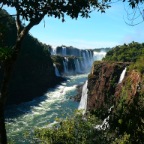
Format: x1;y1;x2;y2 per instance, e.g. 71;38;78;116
5;73;88;143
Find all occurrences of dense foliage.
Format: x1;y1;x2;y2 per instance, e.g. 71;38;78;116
129;56;144;73
0;1;110;22
34;112;115;144
103;42;144;62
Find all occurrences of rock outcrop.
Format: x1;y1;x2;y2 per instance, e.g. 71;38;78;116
87;61;130;118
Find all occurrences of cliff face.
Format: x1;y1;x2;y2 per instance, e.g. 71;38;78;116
109;70;144;142
114;70;143;102
87;42;144;143
87;61;129;118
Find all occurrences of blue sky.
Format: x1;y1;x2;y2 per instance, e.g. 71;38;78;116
4;2;144;49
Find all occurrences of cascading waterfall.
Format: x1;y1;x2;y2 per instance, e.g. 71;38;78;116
118;67;127;83
78;80;88;115
50;46;95;74
62;47;67;56
74;59;81;73
63;58;69;74
53;64;60;77
86;50;91;65
82;51;88;68
94;106;114;130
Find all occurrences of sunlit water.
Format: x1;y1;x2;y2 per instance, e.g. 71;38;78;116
5;73;88;143
5;51;107;143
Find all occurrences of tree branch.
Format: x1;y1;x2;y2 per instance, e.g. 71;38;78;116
14;12;46;54
16;12;21;35
0;3;3;9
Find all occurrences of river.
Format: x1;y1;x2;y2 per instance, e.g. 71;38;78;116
5;51;106;143
5;74;88;143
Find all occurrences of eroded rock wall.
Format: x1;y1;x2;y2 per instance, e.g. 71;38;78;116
87;61;129;118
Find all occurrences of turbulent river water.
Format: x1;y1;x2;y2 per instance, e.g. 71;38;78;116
5;74;88;143
5;51;106;143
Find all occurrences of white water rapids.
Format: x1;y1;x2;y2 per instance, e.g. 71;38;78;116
5;74;88;143
5;50;107;143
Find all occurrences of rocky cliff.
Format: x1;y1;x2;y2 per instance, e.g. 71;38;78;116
109;69;144;143
86;42;144;143
87;61;130;118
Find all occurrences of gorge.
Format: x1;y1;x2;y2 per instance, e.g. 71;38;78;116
1;9;144;144
34;42;144;144
5;48;106;143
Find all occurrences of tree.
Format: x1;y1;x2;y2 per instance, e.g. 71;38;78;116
123;0;144;25
0;1;111;143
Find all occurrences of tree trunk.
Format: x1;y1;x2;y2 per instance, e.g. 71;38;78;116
0;17;44;144
0;54;18;144
0;33;24;144
0;103;7;144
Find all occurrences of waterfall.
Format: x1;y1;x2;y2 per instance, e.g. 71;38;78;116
78;80;88;115
118;67;127;83
53;64;60;77
86;50;91;66
95;106;114;130
52;46;94;74
74;59;81;73
82;51;87;68
63;58;69;74
62;47;67;56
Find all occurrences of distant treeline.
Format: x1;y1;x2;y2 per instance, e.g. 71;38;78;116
94;48;111;52
103;42;144;62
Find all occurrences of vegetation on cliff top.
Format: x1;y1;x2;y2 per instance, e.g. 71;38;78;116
103;41;144;73
103;42;144;62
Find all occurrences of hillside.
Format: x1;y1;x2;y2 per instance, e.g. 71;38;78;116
0;9;64;105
